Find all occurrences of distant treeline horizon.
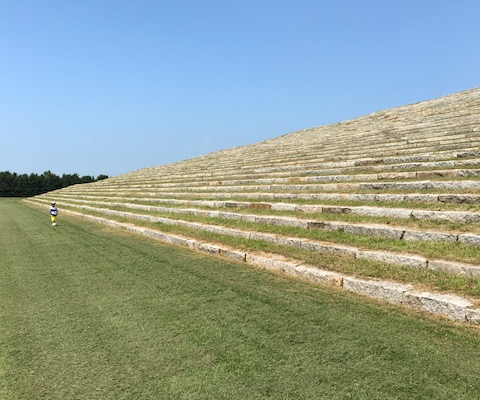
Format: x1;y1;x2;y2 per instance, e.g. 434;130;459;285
0;170;109;197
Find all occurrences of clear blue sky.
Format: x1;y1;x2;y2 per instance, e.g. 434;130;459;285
1;1;479;177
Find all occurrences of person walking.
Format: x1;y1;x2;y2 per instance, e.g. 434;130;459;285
50;202;58;226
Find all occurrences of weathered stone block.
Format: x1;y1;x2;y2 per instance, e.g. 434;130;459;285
374;194;406;202
306;221;330;230
219;249;247;262
165;235;191;246
343;277;413;304
438;194;480;204
344;224;405;240
255;216;309;228
356;250;428;269
404;194;439;202
402;230;458;242
295;266;343;286
348;194;377;201
297;205;323;213
404;291;472;321
352;206;413;219
417;170;458;179
355;158;384;166
413;210;480;223
458;234;480;246
186;240;199;249
143;229;168;240
246;254;298;273
302;241;357;258
250;202;272;210
377;171;417;180
271;202;297;211
198;243;221;255
458;169;480;177
275;236;306;249
428;260;480;278
248;231;277;242
321;206;352;214
466;308;480;324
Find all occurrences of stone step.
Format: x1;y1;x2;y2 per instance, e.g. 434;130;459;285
55;180;480;196
24;199;480;324
30;198;480;276
50;195;480;228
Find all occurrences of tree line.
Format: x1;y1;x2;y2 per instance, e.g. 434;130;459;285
0;170;109;197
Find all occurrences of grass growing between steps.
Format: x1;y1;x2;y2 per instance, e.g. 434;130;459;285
5;198;480;400
71;198;480;233
50;204;480;299
66;203;480;265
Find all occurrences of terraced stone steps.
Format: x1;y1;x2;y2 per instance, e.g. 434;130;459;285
115;147;480;183
26;197;480;276
29;87;480;323
43;195;480;225
24;200;480;323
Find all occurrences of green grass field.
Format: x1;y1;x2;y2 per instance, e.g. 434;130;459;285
2;198;480;399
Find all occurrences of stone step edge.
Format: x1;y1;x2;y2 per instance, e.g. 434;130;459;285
53;195;480;225
90;162;480;186
38;197;480;247
115;147;480;180
65;167;480;189
23;199;479;324
57;179;480;193
113;157;480;184
50;191;480;205
27;199;480;279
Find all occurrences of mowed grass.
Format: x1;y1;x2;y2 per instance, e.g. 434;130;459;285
2;199;480;399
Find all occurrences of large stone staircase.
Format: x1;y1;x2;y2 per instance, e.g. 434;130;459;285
27;87;480;323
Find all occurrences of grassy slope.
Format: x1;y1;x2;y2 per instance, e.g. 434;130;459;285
1;198;480;400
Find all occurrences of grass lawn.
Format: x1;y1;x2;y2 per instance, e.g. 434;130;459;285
2;198;480;399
